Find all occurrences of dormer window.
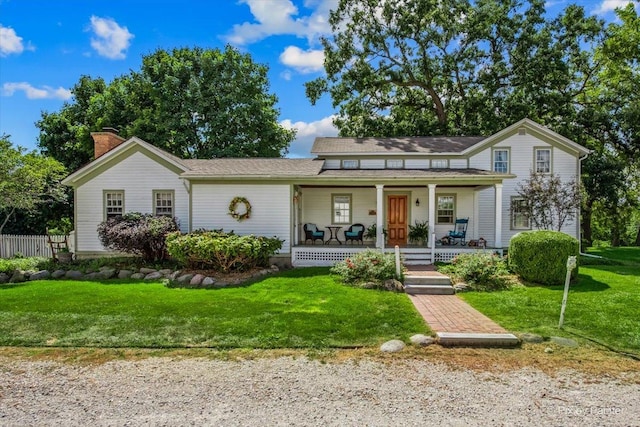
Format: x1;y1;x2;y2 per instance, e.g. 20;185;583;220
386;159;404;169
342;159;359;169
431;159;448;168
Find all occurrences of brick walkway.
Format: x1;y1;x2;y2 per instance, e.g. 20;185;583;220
408;294;508;334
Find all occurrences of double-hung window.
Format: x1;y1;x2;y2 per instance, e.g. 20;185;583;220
431;159;448;168
436;195;455;224
535;148;551;173
386;159;404;169
104;191;124;219
342;160;359;169
332;194;351;224
493;149;509;173
154;190;174;217
511;198;530;229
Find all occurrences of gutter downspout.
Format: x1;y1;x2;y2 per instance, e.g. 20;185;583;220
578;152;590;255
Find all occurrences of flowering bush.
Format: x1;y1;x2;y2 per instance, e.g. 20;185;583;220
438;252;511;291
331;249;401;287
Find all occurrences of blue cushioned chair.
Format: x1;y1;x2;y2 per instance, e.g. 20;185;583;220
448;218;469;245
304;223;325;244
344;223;365;245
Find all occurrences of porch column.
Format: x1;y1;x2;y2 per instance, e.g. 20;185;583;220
376;184;384;249
429;184;436;247
494;183;503;248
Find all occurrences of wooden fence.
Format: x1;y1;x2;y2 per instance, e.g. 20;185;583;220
0;234;69;259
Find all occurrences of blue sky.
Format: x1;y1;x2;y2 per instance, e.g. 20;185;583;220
0;0;637;158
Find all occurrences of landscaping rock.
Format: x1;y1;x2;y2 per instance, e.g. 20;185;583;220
84;272;101;280
168;270;182;281
214;281;228;288
202;277;216;286
144;271;164;281
130;273;145;280
139;268;157;274
380;340;406;353
9;270;26;283
176;274;194;284
550;336;578;348
521;333;544;344
118;270;133;279
51;270;66;279
360;282;378;289
410;334;435;347
190;274;205;286
159;269;173;277
270;265;279;272
0;272;9;283
65;270;84;280
99;269;116;279
383;279;404;292
453;283;470;292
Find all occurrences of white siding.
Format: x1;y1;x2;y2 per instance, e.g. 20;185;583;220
75;151;189;253
360;159;385;169
449;159;467;169
191;184;291;253
469;149;490;169
405;159;430;169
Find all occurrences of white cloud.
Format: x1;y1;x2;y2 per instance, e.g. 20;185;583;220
88;16;134;59
0;25;34;56
225;0;338;45
593;0;639;15
2;82;72;100
280;46;325;73
281;115;338;158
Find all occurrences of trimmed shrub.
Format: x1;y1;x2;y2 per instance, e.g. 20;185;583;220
438;252;511;291
165;230;283;272
97;213;179;261
331;249;401;287
508;231;579;285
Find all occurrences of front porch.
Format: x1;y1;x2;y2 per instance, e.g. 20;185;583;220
291;244;502;267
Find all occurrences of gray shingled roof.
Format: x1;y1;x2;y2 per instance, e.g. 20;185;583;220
311;136;485;154
180;158;324;177
317;168;508;179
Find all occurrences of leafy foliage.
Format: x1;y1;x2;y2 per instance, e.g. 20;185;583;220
438;252;511;291
408;220;430;245
508;231;579;285
37;46;295;171
165;230;283;272
97;213;179;261
0;135;67;235
331;249;401;287
515;172;581;232
0;257;50;275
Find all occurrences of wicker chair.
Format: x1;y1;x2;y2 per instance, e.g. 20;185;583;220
344;223;365;244
303;223;325;244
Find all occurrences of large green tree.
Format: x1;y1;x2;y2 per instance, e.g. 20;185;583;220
38;46;295;171
0;135;67;236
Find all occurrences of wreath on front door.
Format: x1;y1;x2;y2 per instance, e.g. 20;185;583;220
228;196;252;221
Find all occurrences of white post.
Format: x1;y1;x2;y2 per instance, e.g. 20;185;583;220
430;232;436;264
376;184;384;250
494;183;503;248
428;184;436;248
394;245;401;278
559;256;577;328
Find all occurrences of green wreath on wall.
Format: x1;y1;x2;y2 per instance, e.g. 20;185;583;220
228;196;252;221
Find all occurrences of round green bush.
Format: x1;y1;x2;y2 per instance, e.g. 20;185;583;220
508;231;579;285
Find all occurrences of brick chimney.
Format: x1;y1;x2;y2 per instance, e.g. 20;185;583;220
91;127;126;159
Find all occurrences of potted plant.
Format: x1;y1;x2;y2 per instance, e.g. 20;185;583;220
57;247;73;263
408;220;430;246
364;224;387;242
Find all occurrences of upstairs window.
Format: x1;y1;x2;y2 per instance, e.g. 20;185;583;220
535;148;551;173
332;194;352;224
493;149;509;173
154;190;174;217
431;159;448;168
386;159;404;169
342;160;359;169
105;191;124;219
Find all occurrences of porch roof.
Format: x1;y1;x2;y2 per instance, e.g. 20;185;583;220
180;158;324;178
311;136;485;155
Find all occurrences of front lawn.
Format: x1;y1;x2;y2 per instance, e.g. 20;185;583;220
0;268;428;349
461;249;640;353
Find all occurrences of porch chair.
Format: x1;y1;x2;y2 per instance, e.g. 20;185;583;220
448;218;469;246
344;223;365;245
303;223;326;244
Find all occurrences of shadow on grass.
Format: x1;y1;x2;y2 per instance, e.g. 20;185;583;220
0;283;29;290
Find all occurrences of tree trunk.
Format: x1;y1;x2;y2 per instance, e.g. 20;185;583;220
635;225;640;246
0;207;15;235
582;201;593;247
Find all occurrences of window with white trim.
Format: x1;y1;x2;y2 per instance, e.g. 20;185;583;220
105;191;124;219
535;148;551;173
511;198;530;229
342;160;359;169
154;191;174;216
332;194;351;224
493;149;509;173
431;159;448;168
386;159;404;169
437;195;455;224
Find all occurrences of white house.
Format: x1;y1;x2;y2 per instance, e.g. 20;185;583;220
62;119;590;266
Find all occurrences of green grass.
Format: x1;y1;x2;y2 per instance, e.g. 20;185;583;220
0;267;428;349
586;246;640;265
461;247;640;353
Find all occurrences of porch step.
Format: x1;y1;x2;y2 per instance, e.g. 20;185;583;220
402;252;432;265
404;274;455;295
436;332;520;348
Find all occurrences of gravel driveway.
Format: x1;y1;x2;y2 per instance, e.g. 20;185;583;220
0;356;637;426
